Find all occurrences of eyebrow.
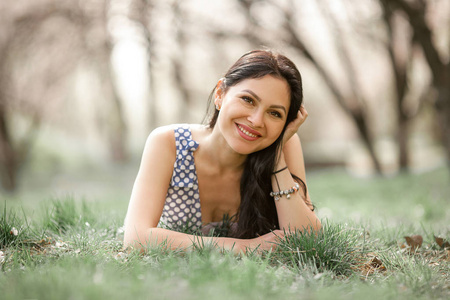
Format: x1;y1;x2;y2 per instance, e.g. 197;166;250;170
242;89;287;114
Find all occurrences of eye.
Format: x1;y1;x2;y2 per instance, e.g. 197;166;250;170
270;111;282;118
241;96;254;105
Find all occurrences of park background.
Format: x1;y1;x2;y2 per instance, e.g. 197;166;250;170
0;0;449;199
1;1;449;299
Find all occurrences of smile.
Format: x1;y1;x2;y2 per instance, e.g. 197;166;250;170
238;125;257;137
236;123;261;141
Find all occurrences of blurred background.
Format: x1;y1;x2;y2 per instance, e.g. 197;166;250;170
0;0;449;201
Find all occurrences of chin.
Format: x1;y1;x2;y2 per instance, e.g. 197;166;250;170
229;140;268;155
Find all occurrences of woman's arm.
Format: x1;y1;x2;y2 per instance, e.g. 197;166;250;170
123;126;175;248
272;134;321;232
124;126;281;253
126;226;282;253
271;105;321;232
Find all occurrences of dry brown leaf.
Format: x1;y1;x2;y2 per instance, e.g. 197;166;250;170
357;254;387;277
404;235;423;250
434;236;450;249
370;256;384;269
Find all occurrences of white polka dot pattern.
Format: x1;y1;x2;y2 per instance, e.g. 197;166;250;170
158;125;203;232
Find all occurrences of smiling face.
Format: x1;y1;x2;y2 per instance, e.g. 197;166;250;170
214;75;291;155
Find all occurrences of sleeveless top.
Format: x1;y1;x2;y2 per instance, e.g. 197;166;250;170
158;125;203;232
158;125;238;237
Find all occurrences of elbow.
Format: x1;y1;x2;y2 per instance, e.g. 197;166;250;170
302;218;322;234
312;217;322;232
123;226;148;250
282;216;322;234
123;231;140;250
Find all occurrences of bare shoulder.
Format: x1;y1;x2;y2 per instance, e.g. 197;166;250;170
147;124;176;142
144;123;205;154
144;123;207;155
139;125;178;166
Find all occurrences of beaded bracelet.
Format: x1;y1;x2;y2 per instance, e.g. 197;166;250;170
270;183;300;201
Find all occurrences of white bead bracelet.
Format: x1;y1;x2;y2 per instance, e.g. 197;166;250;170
270;183;300;201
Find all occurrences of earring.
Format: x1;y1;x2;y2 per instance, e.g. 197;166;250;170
215;104;220;111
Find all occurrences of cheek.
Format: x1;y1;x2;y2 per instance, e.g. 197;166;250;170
270;121;286;138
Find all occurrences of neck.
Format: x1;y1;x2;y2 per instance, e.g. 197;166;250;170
201;126;247;173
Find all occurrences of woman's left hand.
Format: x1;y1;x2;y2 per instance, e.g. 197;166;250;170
282;104;308;147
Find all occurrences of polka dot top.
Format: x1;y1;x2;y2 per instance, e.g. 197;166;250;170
158;125;203;232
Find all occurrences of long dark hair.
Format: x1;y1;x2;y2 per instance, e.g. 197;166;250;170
205;50;307;238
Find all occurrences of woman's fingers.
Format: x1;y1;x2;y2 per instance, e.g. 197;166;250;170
258;230;285;251
297;104;308;125
282;105;308;146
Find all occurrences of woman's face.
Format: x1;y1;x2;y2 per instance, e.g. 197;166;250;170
215;75;291;155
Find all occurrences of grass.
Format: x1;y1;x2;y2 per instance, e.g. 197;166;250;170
0;167;449;299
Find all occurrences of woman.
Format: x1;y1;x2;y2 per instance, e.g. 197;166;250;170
124;49;321;253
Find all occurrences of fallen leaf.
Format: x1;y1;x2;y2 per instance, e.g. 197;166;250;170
370;256;384;269
434;236;450;249
404;235;423;251
357;254;387;277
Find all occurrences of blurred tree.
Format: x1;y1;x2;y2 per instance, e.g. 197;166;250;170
0;1;85;191
380;0;450;167
238;0;383;172
0;0;129;191
172;1;194;123
375;0;438;170
122;0;156;127
82;0;128;162
235;0;449;172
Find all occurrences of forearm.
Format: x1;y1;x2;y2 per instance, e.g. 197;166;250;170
272;153;321;232
124;227;247;254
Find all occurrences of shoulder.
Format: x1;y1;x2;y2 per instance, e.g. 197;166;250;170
141;125;178;161
148;124;202;138
145;124;189;146
144;123;204;152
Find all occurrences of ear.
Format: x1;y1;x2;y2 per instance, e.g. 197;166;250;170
214;78;225;106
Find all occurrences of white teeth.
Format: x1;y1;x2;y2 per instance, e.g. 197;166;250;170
238;125;257;138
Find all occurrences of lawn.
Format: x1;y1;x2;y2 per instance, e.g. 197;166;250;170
1;167;449;300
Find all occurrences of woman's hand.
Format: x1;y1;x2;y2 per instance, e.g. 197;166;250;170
240;230;284;253
282;104;308;147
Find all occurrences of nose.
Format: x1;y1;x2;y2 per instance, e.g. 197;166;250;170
247;109;264;128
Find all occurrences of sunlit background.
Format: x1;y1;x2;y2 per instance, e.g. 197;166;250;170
0;0;449;202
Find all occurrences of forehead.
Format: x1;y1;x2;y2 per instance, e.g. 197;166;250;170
227;75;290;106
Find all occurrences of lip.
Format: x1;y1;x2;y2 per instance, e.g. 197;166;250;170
235;123;262;141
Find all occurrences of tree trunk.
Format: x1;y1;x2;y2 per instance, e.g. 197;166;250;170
398;114;409;170
435;85;450;167
387;0;450;169
353;113;383;173
0;106;17;191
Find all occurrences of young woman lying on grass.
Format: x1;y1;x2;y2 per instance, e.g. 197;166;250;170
124;49;321;253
